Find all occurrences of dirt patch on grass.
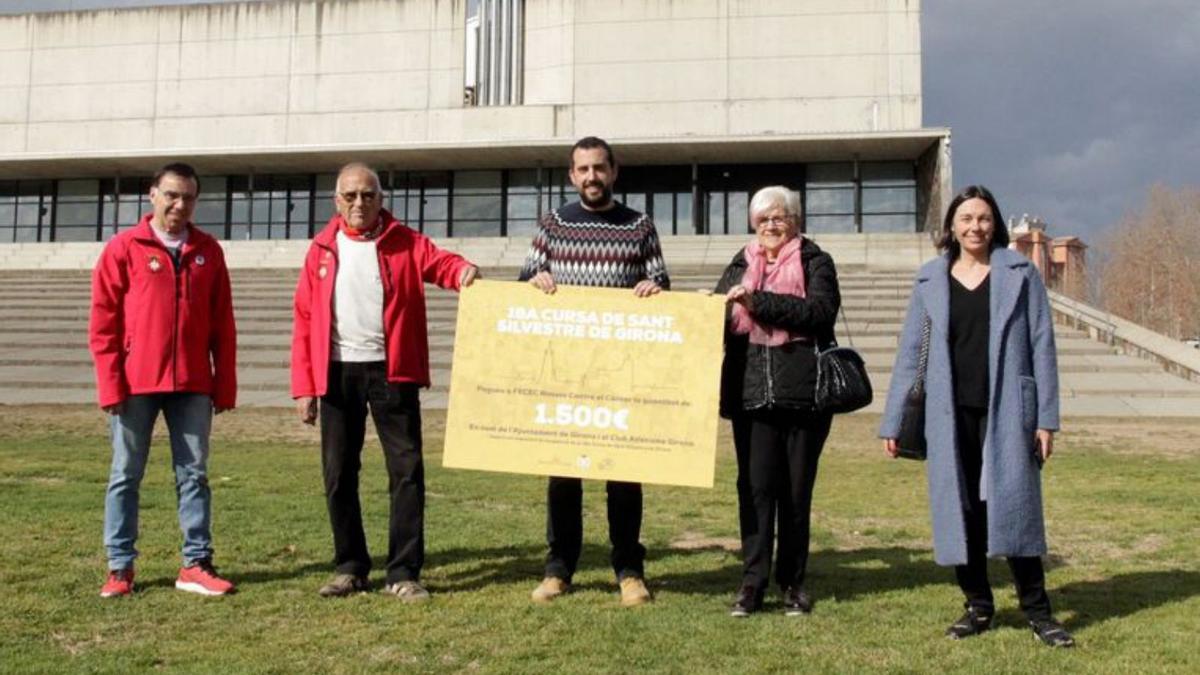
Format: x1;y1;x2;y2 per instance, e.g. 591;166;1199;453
1058;417;1200;460
669;531;740;553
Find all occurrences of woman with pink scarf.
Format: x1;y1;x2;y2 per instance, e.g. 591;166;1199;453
714;186;841;617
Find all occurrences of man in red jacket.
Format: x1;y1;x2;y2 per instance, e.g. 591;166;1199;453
89;162;238;598
292;162;478;601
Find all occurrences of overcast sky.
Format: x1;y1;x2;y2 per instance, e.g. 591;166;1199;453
924;0;1200;239
2;0;1196;241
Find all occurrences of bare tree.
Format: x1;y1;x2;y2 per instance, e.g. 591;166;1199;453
1098;185;1200;339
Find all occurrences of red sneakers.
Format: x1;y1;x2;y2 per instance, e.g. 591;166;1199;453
100;568;135;597
175;560;235;596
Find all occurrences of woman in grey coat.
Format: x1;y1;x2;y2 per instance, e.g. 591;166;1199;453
879;185;1075;648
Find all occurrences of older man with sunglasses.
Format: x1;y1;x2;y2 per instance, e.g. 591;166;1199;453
291;162;478;601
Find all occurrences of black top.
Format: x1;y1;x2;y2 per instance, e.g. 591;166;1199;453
949;272;990;408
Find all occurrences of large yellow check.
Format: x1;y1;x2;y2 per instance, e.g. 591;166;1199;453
443;280;725;488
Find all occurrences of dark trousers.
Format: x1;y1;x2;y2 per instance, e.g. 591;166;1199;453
320;361;425;584
954;405;1052;621
732;408;832;593
545;477;645;582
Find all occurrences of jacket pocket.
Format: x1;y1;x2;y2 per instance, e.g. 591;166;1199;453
1019;375;1038;433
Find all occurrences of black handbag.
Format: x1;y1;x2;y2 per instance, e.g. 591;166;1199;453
814;307;873;414
895;316;932;460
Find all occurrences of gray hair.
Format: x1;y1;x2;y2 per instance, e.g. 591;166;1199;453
335;162;382;193
749;186;801;221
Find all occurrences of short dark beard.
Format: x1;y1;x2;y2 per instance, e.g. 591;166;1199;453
578;184;614;211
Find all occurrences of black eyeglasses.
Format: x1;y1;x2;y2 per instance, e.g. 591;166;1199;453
338;190;379;203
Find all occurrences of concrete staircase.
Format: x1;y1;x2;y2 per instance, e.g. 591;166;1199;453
2;264;1200;416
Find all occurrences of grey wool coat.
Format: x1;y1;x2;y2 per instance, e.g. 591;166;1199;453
879;247;1060;566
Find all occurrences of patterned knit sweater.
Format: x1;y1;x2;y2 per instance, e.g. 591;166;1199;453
517;201;671;290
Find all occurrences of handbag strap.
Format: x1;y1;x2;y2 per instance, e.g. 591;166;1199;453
912;316;932;394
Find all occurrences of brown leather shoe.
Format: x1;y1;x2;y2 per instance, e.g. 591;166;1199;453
531;576;571;604
619;576;652;607
318;573;368;598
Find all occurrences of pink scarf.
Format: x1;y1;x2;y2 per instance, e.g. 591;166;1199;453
730;237;807;346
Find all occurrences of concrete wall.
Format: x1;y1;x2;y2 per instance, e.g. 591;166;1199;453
0;0;923;161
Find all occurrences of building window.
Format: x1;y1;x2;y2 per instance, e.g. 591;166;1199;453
860;161;917;233
13;181;53;242
453;170;503;237
0;181;16;243
506;169;541;237
465;0;524;106
805;163;857;233
194;175;229;239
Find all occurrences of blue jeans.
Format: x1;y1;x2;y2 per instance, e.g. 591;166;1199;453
104;393;214;570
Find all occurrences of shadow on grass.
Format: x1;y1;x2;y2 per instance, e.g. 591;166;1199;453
1053;570;1200;631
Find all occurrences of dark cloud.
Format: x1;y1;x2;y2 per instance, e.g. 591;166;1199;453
924;0;1200;241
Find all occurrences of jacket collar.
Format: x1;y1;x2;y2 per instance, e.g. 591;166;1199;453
129;213;211;256
313;209;406;250
915;247;1030;338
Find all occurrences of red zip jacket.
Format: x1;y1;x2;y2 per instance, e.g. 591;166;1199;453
89;215;238;409
291;211;471;398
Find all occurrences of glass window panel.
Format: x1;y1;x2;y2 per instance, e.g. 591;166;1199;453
196;176;226;200
229;224;250;240
423;191;449;222
675;192;695;235
728;191;750;234
806;215;856;233
862;186;916;214
862;214;917;233
116;199;143;227
455;170;502;194
652;193;674;233
17;198;44;227
507;193;539;221
270;192;291;224
706;192;725;234
507;219;540;238
55;200;98;227
251;195;271;226
453;220;501;237
507;169;539;193
291;196;311;237
101;196;117;230
453;194;502;221
196;224;225;238
0;202;14;228
806;162;854;185
860;161;913;185
423;221;448;238
623;193;645;213
229;196;250;228
58;179;97;197
14;227;39;242
54;225;96;242
805;188;854;215
194;198;226;225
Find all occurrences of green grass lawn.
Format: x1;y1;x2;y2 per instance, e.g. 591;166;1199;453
1;406;1197;673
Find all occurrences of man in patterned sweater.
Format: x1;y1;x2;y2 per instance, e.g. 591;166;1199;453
520;136;670;607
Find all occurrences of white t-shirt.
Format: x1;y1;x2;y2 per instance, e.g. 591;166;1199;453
151;224;188;264
330;230;386;362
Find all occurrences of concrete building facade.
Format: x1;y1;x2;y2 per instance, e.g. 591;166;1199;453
0;0;951;243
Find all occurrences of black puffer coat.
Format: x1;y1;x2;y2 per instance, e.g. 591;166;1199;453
715;239;841;417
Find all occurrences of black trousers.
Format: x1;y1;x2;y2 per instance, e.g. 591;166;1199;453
732;408;832;593
544;477;645;583
320;361;424;584
954;405;1052;621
